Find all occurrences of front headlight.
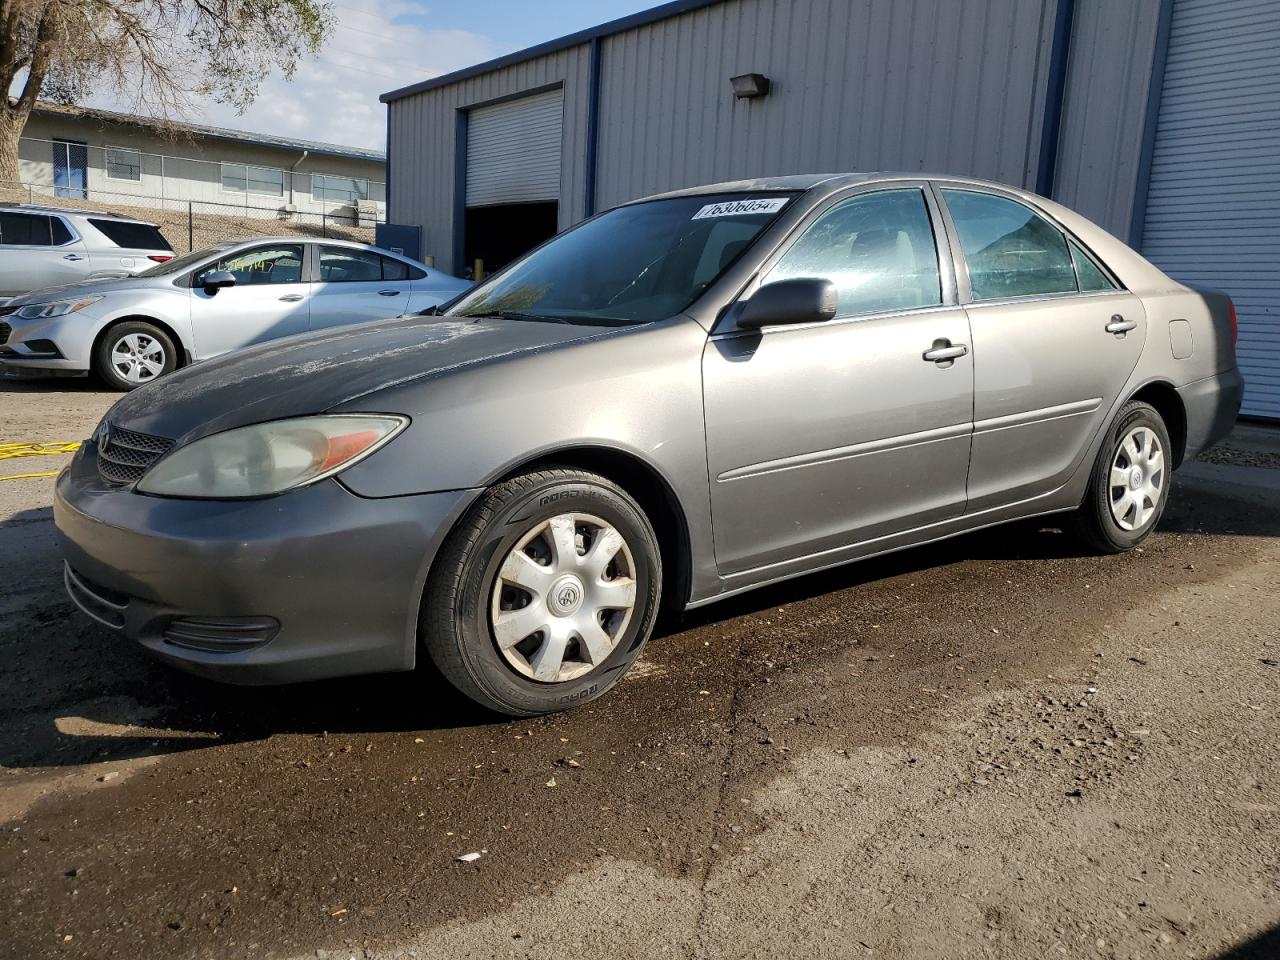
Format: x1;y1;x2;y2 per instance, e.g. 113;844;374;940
135;415;408;499
16;296;103;320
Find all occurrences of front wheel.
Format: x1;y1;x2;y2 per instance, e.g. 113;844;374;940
421;468;662;716
94;321;177;391
1070;400;1172;553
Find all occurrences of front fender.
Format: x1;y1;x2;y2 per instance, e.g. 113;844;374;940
331;316;720;602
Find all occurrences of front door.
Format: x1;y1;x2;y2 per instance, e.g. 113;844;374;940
702;186;974;576
937;187;1147;511
188;243;310;358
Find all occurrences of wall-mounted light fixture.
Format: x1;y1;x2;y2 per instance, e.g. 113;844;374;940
730;73;771;99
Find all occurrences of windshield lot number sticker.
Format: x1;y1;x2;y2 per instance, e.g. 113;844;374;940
692;198;788;220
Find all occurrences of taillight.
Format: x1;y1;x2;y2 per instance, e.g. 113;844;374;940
1228;300;1238;346
147;255;173;263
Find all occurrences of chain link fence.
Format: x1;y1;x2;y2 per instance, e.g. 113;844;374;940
0;179;384;254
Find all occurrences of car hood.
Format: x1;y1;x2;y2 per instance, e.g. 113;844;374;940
7;275;163;306
104;314;631;442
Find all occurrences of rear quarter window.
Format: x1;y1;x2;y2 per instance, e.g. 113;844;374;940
89;219;173;251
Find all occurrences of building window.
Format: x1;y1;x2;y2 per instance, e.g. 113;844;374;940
221;162;284;197
104;145;141;181
313;174;370;205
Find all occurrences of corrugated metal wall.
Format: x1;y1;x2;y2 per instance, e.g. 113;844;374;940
1052;0;1163;240
386;44;592;272
387;0;1166;272
594;0;1054;211
1139;0;1280;418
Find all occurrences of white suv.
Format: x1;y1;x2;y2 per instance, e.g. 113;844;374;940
0;205;174;298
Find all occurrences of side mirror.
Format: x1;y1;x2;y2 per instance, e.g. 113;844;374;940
201;270;236;294
734;278;838;330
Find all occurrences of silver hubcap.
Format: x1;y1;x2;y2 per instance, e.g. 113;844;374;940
111;333;166;384
490;513;637;683
1109;425;1165;531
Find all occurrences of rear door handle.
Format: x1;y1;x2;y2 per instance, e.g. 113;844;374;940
63;253;85;261
1106;315;1137;334
378;289;401;296
278;294;305;302
923;340;969;364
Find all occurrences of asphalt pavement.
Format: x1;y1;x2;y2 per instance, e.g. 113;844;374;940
1;377;1277;960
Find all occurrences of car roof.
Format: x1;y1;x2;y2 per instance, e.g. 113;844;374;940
630;172;1024;204
0;204;158;226
222;236;412;256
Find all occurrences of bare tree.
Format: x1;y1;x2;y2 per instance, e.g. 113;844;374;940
0;0;333;182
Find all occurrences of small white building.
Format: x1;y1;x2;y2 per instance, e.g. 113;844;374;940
14;101;386;223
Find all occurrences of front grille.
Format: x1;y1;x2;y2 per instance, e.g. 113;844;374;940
0;321;10;345
97;424;175;485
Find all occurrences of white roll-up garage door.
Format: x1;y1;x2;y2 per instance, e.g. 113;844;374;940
465;89;563;208
1140;0;1280;418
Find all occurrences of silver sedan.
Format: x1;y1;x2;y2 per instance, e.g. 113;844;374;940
0;238;471;389
55;173;1242;715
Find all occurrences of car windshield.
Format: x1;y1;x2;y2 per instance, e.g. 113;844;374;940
135;243;236;278
451;193;795;324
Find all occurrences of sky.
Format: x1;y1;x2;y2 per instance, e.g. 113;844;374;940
191;0;665;152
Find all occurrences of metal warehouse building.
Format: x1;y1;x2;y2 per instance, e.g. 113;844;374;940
380;0;1280;418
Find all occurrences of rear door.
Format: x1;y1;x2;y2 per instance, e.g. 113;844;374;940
702;184;974;576
187;243;310;358
309;245;412;331
935;185;1146;511
0;212;88;295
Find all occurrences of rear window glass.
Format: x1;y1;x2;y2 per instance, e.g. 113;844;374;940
89;218;173;251
50;217;72;245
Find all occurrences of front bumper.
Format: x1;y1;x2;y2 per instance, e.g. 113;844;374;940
54;446;474;684
1178;367;1244;462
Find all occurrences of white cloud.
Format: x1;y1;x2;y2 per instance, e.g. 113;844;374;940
92;1;509;151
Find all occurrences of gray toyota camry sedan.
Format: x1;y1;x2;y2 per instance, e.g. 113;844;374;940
56;173;1242;715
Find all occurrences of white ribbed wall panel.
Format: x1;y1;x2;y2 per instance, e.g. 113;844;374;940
465;89;564;207
1140;0;1280;418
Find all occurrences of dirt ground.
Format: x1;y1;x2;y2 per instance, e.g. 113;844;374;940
1;376;1277;960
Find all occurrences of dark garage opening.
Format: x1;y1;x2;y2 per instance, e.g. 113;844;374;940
463;201;558;277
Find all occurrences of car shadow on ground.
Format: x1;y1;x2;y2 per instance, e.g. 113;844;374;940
2;479;1276;772
1216;924;1280;959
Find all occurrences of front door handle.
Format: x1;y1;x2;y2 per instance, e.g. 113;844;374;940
923;339;969;364
63;253;85;261
278;293;305;302
1105;315;1137;334
378;289;401;296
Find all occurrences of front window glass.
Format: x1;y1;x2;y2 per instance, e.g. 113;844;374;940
451;193;793;324
105;146;141;181
221;162;284;197
0;212;55;246
194;245;304;286
763;189;942;318
314;175;370;205
942;190;1077;300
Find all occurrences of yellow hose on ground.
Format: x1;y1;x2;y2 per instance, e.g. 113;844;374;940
0;441;82;480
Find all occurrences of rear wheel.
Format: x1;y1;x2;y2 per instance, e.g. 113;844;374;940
94;321;177;391
422;468;662;716
1070;401;1172;553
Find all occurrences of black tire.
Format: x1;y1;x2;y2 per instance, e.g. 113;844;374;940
421;468;663;716
93;320;177;391
1070;400;1173;554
